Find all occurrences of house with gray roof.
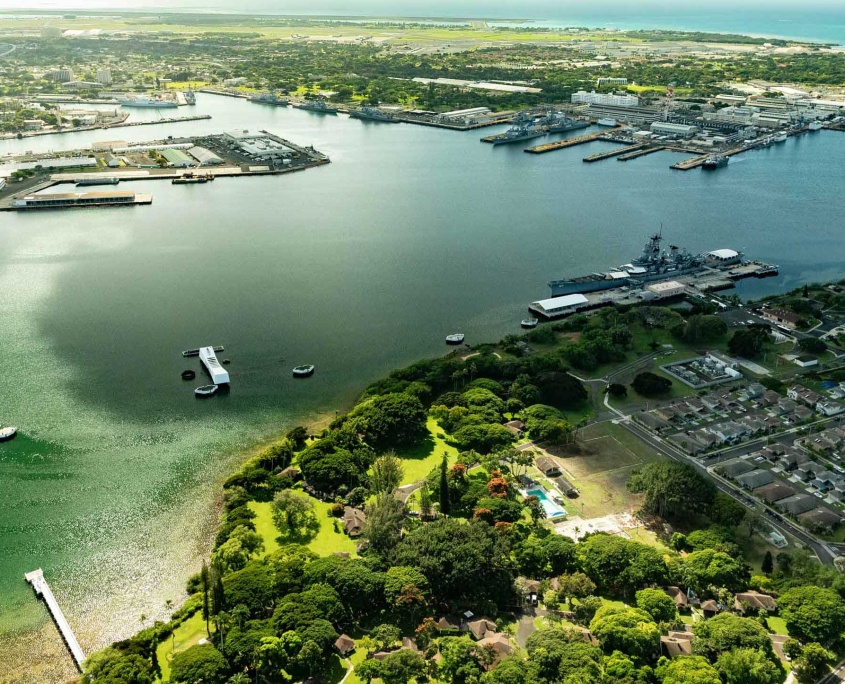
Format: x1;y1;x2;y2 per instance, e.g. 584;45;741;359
719;459;755;478
735;469;775;490
777;494;819;516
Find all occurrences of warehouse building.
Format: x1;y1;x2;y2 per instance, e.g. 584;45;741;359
529;294;590;319
649;122;699;138
159;148;194;168
188;146;224;166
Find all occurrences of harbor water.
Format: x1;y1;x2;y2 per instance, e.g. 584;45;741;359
1;93;844;679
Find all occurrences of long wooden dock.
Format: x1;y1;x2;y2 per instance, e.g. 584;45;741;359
25;569;85;671
524;130;608;154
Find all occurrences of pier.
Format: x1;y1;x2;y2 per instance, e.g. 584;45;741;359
524;130;612;154
617;145;667;161
25;569;85;671
583;143;643;162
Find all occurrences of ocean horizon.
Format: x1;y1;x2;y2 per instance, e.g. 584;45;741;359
2;0;845;45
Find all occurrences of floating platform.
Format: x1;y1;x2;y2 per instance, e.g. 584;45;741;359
25;569;85;671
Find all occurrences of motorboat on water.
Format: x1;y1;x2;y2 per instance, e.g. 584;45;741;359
0;426;17;441
446;333;465;344
292;365;316;377
521;318;539;328
194;384;219;397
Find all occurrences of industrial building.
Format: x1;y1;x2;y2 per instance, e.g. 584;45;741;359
187;146;224;165
572;90;639;107
529;294;589;319
649;122;699;138
596;77;628;87
646;280;686;299
159;148;194;168
223;130;293;162
96;69;113;86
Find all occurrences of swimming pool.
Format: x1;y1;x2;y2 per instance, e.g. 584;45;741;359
524;487;567;518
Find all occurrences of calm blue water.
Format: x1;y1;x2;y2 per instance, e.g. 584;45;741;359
5;1;845;45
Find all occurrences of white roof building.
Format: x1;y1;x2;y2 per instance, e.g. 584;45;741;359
646;281;686;299
529;294;589;318
706;249;740;262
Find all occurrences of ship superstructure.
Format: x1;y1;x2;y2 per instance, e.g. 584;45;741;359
548;232;743;297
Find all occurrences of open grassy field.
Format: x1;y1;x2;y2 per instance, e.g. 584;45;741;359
544;421;667;518
248;497;358;558
395;417;459;485
155;611;209;682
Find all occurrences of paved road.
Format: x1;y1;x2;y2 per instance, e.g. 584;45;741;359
819;657;845;684
620;418;839;566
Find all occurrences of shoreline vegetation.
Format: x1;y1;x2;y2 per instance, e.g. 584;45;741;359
81;278;845;684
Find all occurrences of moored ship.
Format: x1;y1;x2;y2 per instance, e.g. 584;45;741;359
298;99;338;114
118;95;177;109
702;152;729;170
349;106;399;123
486;121;546;145
542;111;590;134
548;233;743;297
249;93;289;106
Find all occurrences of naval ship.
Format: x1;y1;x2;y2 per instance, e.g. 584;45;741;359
349;106;399;122
541;111;591;134
548;232;743;297
249;93;289;106
299;98;338;114
118;95;177;109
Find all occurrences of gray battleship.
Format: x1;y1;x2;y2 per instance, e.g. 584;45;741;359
349;106;399;123
703;152;729;170
548;232;743;297
299;98;338;114
249;93;289;106
541;111;591;134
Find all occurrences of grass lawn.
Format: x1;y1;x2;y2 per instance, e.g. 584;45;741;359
395;417;459;485
248;498;358;558
155;611;209;682
767;616;790;636
544;421;667;517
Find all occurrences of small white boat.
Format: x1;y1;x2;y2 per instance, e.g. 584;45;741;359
0;426;17;441
292;365;315;377
808;120;823;131
521;318;539;328
194;384;219;397
774;132;787;143
445;333;465;345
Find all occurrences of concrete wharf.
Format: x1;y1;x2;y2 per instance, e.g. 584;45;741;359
583;143;643;162
524;130;610;154
24;569;85;670
617;145;667;161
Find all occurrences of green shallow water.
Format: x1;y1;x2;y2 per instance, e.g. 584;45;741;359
1;94;843;680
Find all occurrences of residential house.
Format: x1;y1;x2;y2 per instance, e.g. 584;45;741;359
777;494;819;516
798;508;842;532
467;618;498;641
700;600;722;617
746;383;766;399
634;412;672;433
735;469;775;490
535;456;562;478
343;506;366;537
477;633;513;661
733;591;778;615
504;419;525;437
660;634;693;658
667;432;706;455
665;586;689;611
755;482;795;503
334;634;356;656
760;390;782;407
817;401;845;417
787;385;821;408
